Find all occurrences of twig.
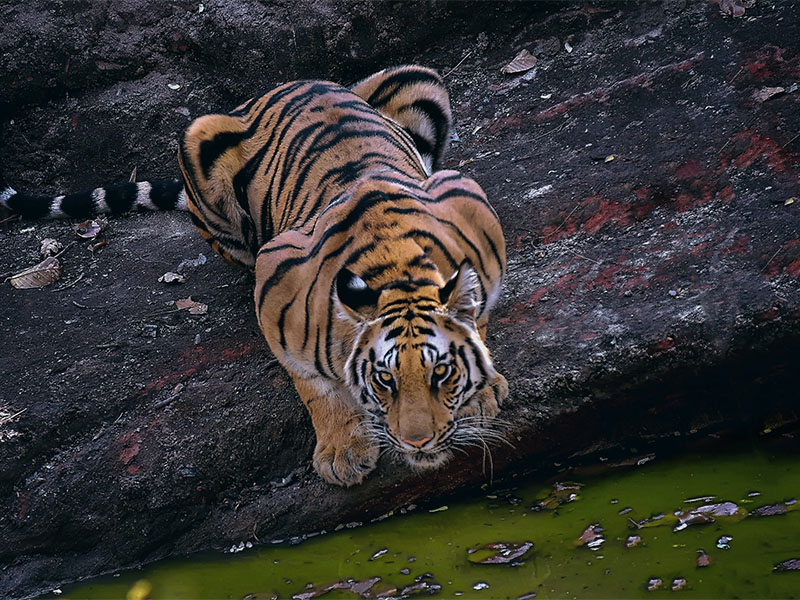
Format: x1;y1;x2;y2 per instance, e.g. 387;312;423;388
0;214;21;225
569;250;602;265
72;300;109;309
154;389;184;409
443;50;473;79
145;308;182;318
781;132;799;149
54;272;84;291
95;342;122;349
0;407;27;426
728;66;744;85
543;202;581;240
760;246;784;273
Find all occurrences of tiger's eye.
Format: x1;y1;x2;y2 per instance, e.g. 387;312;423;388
433;364;449;377
378;371;393;384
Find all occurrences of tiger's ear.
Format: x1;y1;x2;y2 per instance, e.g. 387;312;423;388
334;268;380;322
439;260;481;322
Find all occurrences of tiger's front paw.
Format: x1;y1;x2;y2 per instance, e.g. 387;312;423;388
312;427;379;487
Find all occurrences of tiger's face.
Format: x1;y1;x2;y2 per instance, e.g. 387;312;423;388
338;262;506;469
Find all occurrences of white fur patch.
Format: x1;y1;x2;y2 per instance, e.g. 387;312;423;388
50;195;66;218
0;186;16;206
176;188;189;211
135;181;154;210
92;188;107;213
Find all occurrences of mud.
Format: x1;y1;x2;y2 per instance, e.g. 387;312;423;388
1;1;798;598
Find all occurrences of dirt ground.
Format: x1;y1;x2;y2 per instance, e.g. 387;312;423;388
1;1;799;597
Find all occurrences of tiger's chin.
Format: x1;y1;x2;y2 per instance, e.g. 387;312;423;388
401;448;453;470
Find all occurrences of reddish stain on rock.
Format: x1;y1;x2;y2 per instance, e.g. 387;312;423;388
118;432;142;465
675;159;703;180
649;336;676;354
755;306;780;322
718;185;735;202
729;132;790;173
721;234;750;257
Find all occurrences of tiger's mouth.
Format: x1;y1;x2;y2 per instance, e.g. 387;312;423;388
401;447;453;469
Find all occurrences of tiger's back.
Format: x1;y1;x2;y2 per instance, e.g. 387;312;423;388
178;67;451;269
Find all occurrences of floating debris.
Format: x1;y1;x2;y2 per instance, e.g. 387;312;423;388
534;482;582;511
473;581;490;591
646;577;663;591
428;505;448;513
773;558;800;573
626;535;643;548
753;86;785;103
671;578;688;591
696;549;711;568
750;500;797;517
369;548;389;561
716;535;733;550
576;524;605;550
467;541;534;564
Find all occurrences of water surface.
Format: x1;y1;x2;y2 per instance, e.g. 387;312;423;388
61;439;799;599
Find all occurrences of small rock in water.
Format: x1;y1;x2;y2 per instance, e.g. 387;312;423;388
473;581;490;591
716;535;733;550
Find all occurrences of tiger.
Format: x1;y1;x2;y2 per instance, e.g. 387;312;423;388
1;65;508;486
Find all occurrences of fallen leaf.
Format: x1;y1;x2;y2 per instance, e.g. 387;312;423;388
753;86;786;103
467;541;534;564
785;197;796;206
626;535;643;548
8;256;61;289
159;272;187;284
501;49;537;74
129;167;137;183
90;238;108;253
40;238;63;257
176;296;208;315
576;523;605;550
696;549;711;567
428;505;448;513
74;218;107;239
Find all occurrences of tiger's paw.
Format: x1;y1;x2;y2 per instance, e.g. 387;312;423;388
312;428;379;487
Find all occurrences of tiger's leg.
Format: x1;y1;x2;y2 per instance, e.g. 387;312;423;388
350;65;453;173
291;374;380;487
178;113;259;270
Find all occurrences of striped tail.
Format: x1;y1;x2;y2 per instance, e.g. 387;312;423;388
0;178;188;220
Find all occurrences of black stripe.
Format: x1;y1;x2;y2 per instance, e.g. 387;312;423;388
6;192;52;219
367;70;442;107
148;180;184;210
61;190;96;218
104;183;138;213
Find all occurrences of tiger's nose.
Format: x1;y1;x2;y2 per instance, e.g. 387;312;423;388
403;436;432;448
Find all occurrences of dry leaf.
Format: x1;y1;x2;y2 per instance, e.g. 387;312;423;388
176;296;208;315
501;49;537;74
129;167;137;183
40;238;63;257
8;256;61;289
753;86;785;103
74;219;107;239
159;272;187;284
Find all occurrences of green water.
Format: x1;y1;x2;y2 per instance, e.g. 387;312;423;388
60;440;799;599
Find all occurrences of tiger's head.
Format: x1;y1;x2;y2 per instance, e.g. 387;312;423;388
336;261;507;470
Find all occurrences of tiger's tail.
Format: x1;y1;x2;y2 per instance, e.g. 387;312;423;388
0;177;187;220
